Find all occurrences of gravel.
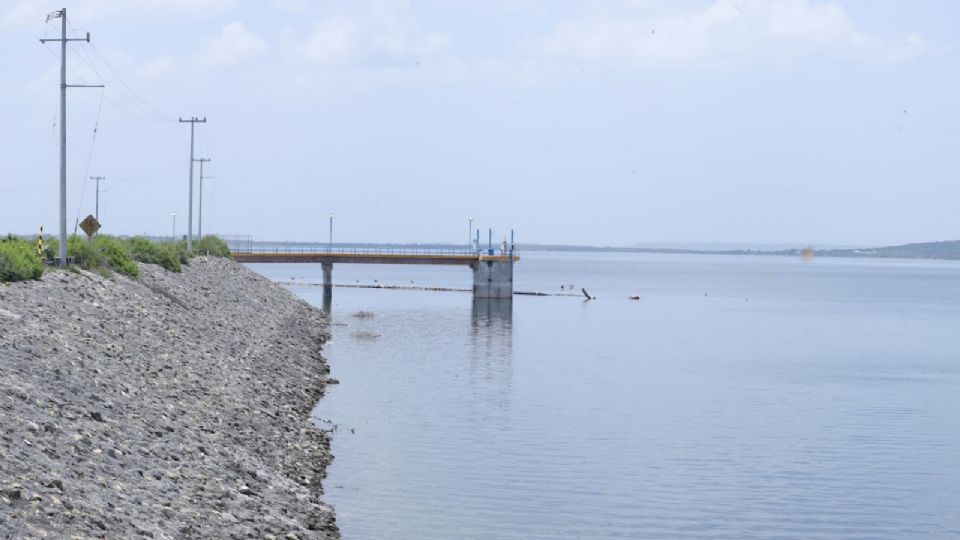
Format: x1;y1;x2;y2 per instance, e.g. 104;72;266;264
0;257;338;539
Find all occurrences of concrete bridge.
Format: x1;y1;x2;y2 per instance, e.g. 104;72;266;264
232;246;518;299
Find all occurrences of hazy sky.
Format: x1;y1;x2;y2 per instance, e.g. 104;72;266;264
1;0;958;246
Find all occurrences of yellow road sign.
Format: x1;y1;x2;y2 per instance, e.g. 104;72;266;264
79;215;101;237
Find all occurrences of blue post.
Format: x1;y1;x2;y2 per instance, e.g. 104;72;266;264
488;228;494;256
510;229;515;255
475;229;480;254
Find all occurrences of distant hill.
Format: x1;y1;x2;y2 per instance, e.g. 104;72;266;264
521;240;960;261
808;240;960;260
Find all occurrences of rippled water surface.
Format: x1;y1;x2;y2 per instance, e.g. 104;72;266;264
248;252;960;539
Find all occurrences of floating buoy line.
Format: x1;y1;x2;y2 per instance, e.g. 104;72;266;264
278;281;644;299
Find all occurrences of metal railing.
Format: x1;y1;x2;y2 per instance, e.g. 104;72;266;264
229;244;484;257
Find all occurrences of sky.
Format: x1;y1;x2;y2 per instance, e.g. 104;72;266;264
1;0;958;247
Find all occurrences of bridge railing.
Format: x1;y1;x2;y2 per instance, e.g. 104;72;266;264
229;244;482;257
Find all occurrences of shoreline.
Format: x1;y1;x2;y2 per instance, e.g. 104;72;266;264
0;258;339;538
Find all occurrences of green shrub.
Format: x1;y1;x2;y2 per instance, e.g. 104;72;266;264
34;234;221;275
67;235;107;275
177;242;191;265
59;235;139;277
126;236;182;272
193;236;232;258
96;236;139;277
125;236;157;259
41;239;58;261
0;235;44;282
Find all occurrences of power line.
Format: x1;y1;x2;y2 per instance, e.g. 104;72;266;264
41;37;172;124
55;19;170;123
67;41;171;123
66;17;174;122
74;88;105;232
88;42;176;122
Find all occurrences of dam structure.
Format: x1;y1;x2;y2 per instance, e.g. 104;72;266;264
231;242;518;300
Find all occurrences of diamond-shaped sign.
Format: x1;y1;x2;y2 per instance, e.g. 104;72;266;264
79;215;101;237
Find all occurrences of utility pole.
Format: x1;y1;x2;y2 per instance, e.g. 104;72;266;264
91;176;105;222
40;8;103;266
329;214;334;251
194;157;210;238
178;116;206;251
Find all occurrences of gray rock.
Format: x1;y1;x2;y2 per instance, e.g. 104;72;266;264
0;258;338;539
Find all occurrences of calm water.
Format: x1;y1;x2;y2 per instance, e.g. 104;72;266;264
247;252;960;539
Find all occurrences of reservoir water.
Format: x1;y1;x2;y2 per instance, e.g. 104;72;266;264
247;252;960;539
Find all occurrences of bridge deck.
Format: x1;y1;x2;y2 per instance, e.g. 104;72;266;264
233;251;517;266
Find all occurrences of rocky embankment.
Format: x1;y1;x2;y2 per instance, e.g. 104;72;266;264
0;258;338;539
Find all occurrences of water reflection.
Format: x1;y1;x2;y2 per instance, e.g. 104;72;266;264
471;297;512;326
469;299;513;413
470;298;513;350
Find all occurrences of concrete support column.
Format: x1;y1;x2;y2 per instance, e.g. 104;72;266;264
321;262;333;301
472;259;513;299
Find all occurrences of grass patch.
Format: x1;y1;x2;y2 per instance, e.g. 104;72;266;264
0;235;44;282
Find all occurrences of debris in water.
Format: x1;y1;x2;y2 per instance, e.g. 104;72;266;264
351;330;381;340
582;288;595;300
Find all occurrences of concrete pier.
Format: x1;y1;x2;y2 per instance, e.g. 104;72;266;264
471;259;514;299
233;249;518;301
321;262;333;298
